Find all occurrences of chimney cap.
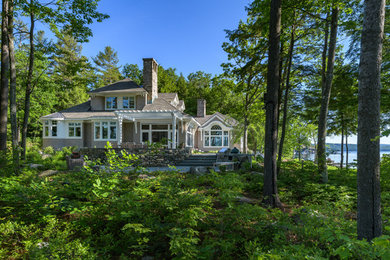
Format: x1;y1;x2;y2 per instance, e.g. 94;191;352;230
143;57;158;64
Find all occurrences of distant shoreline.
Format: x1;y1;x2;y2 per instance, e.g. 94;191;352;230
325;143;390;152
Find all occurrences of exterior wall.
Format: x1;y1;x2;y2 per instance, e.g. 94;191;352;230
83;122;92;147
91;96;105;110
91;140;118;148
178;124;186;148
43;138;83;150
136;95;146;110
123;122;134;142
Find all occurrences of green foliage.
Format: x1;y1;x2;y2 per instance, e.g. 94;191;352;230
1;145;390;258
122;63;143;85
92;46;122;87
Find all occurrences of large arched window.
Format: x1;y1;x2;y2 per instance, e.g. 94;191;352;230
204;124;229;147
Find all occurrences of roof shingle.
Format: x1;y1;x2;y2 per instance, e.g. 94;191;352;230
88;79;146;94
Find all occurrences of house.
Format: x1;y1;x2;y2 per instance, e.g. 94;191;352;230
41;58;242;151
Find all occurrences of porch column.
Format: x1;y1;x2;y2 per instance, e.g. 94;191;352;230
118;116;123;148
172;114;177;149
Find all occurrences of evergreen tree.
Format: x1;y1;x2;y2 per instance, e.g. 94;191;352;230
52;33;93;110
93;46;121;87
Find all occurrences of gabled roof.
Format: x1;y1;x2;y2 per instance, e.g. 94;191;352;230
41;100;116;120
194;112;237;128
158;93;177;102
88;79;147;94
142;98;178;111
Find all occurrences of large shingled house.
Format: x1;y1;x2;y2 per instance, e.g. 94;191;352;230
40;58;242;151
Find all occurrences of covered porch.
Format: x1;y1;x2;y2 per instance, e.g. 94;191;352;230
115;110;199;149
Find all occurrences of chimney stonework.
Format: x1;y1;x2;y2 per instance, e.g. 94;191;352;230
143;58;158;101
197;99;206;117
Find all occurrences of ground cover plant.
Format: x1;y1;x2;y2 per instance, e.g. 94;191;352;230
0;146;390;259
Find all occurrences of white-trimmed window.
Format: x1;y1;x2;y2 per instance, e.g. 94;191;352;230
141;124;178;147
204;125;229;147
68;122;82;138
186;125;194;147
43;120;57;137
123;96;135;109
94;121;117;140
106;97;118;110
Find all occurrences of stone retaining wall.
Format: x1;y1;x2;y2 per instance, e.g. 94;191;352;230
79;148;191;167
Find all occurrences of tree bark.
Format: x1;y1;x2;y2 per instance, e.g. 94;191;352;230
8;0;18;169
277;21;295;170
0;0;9;151
317;6;338;183
340;121;344;168
21;5;34;160
243;115;248;153
357;0;384;241
263;0;281;208
346;133;348;169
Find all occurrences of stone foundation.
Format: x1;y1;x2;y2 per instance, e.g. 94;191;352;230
79;148;191;167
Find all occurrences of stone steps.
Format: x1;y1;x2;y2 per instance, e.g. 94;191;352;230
176;154;217;166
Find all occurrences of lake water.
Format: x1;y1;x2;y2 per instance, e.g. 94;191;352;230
307;151;390;165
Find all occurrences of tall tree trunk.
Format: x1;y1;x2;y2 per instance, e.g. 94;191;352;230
21;7;34;160
263;0;281;208
340;121;344;168
0;0;9;151
277;21;296;170
345;133;348;169
8;0;18;170
357;0;384;241
243;92;249;153
243;115;248;153
317;6;339;183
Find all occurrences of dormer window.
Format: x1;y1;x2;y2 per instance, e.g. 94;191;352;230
123;96;135;109
106;97;118;110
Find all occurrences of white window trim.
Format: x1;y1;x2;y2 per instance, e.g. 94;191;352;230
186;125;194;148
105;97;118;110
94;121;118;141
43;120;58;138
122;96;136;109
203;124;230;148
67;121;82;139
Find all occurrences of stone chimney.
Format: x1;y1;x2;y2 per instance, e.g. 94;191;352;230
143;58;158;101
197;99;206;117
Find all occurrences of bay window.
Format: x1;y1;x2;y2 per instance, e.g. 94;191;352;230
204;125;229;147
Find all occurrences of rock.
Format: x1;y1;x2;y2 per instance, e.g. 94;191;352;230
189;166;209;176
28;163;44;169
235;196;259;204
42;154;51;160
38;170;58;177
251;171;264;176
138;174;155;180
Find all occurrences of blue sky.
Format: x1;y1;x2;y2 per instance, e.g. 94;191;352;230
79;0;251;76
